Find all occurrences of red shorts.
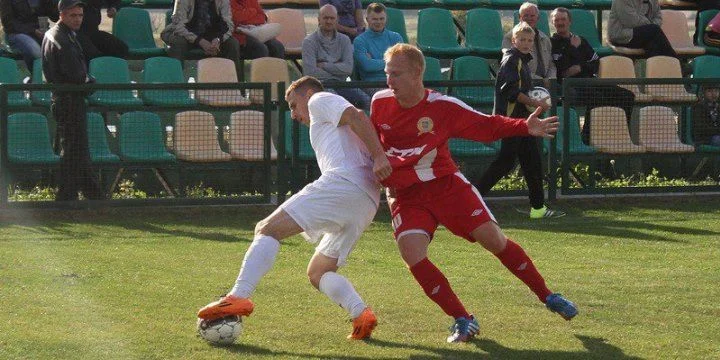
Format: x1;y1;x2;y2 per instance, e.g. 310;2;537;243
388;172;496;242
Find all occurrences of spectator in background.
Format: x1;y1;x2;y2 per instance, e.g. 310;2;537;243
303;4;370;109
76;0;129;59
607;0;676;57
502;2;556;86
693;86;720;147
0;0;58;71
353;2;402;96
230;0;284;59
550;7;635;143
42;0;105;201
319;0;365;41
477;22;565;219
162;0;244;78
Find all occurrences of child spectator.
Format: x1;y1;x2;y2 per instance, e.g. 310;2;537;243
693;86;720;147
475;22;565;219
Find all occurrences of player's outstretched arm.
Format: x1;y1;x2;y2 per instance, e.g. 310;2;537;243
338;108;392;181
527;106;559;138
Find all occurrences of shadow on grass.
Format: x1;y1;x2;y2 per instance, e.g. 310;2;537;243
361;335;643;360
220;342;398;360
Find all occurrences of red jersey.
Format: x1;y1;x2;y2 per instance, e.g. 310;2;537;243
371;89;530;189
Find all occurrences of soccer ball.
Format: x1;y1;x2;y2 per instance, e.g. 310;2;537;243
526;86;552;112
197;315;243;345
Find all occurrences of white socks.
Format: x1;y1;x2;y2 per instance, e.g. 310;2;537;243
318;271;366;319
230;235;280;298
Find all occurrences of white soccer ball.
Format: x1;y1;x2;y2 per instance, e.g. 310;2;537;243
526;86;552;112
197;315;243;345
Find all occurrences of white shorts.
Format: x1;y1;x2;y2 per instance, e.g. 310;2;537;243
281;175;378;266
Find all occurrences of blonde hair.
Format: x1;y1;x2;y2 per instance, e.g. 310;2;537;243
384;43;425;73
512;21;535;39
285;76;324;99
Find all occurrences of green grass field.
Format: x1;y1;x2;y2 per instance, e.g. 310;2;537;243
1;197;719;359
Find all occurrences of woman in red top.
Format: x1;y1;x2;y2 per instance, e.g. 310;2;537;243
230;0;285;59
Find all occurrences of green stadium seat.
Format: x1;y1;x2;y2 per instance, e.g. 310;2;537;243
692;55;720;79
88;56;144;106
141;57;196;106
423;56;447;93
537;0;584;8
392;0;439;7
437;0;491;9
465;9;504;59
30;58;52;106
550;107;596;155
7;113;60;164
283;112;315;161
695;10;720;56
0;57;31;107
450;56;494;106
580;0;612;9
449;139;499;157
118;111;176;162
385;7;408;43
416;8;470;58
569;9;613;57
489;0;527;9
113;8;166;58
87;113;121;163
513;10;550;37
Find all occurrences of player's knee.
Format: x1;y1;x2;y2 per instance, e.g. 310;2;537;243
254;218;275;238
307;268;324;289
472;222;507;254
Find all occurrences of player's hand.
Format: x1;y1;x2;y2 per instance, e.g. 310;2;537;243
527;106;558;138
570;34;581;47
373;154;392;181
107;7;117;18
536;97;551;112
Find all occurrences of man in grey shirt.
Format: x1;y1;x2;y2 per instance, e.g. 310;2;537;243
302;4;370;109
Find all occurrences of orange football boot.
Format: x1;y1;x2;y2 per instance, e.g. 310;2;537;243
197;295;254;321
347;307;377;340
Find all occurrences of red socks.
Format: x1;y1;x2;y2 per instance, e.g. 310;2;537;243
409;258;470;319
495;239;553;302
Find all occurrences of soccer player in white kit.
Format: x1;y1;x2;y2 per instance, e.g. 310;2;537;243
198;76;392;340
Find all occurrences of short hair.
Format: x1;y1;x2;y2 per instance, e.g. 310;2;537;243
384;43;425;73
512;21;535;38
285;76;324;99
519;2;539;15
550;7;571;21
366;2;386;14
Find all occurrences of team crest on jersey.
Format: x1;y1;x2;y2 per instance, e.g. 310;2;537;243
417;117;434;135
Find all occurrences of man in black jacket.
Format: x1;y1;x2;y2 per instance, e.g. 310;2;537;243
0;0;58;70
42;0;105;201
550;7;635;144
76;0;128;59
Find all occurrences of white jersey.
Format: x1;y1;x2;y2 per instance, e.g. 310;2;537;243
308;92;380;206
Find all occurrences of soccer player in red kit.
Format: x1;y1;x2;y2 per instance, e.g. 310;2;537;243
371;43;578;343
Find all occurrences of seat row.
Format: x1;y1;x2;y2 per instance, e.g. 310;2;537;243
418;8;717;59
6;111;278;166
116;0;700;10
597;55;720;103
0;55;292;108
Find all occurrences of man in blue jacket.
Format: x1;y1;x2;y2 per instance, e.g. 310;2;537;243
352;2;402;96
